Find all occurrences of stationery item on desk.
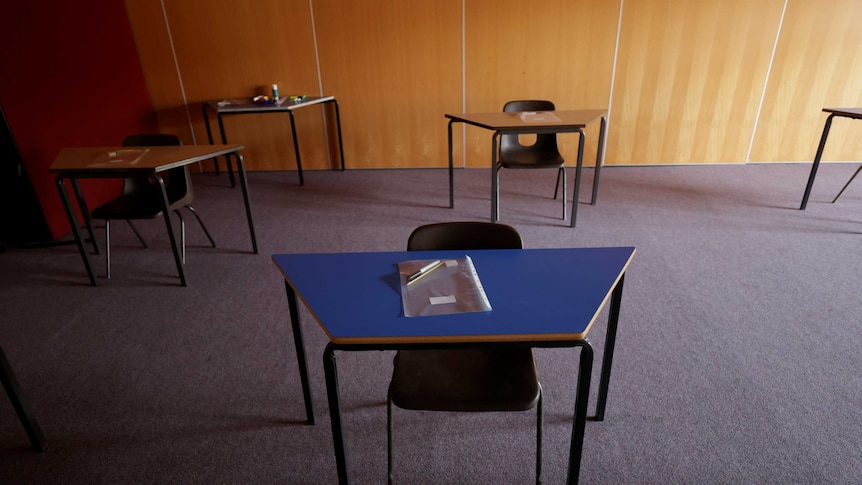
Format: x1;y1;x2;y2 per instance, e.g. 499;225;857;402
398;255;491;317
289;95;307;103
271;83;279;100
406;259;444;285
252;95;276;105
518;111;561;123
88;148;149;167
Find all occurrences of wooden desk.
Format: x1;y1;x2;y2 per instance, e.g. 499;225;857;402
50;144;257;286
202;96;345;187
273;246;635;484
800;108;862;209
446;109;608;227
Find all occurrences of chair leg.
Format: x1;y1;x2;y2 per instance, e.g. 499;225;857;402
536;385;543;485
495;163;502;222
559;168;567;220
105;220;111;279
387;390;395;485
126;220;148;248
185;205;216;247
173;211;186;265
553;169;562;199
832;165;862;203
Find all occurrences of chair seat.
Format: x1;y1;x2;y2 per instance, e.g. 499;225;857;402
390;348;540;412
91;193;167;220
499;149;565;169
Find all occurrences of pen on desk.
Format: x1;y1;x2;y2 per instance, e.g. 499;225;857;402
406;260;444;285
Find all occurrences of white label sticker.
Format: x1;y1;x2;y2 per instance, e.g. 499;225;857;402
429;295;456;305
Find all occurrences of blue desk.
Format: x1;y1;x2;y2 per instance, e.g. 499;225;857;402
272;247;636;484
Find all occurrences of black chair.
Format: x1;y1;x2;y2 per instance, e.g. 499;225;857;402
387;221;542;484
91;134;215;278
496;100;567;221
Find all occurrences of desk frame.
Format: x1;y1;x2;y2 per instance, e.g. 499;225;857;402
277;248;630;484
800;107;862;210
51;145;257;286
446;110;607;228
203;96;346;187
1;343;46;451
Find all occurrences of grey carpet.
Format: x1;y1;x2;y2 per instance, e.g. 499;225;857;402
1;163;861;484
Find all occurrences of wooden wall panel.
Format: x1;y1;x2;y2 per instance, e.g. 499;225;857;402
128;0;333;171
462;0;620;168
750;0;862;163
609;0;784;165
313;0;462;168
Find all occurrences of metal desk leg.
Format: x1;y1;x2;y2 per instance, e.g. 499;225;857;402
332;100;346;171
0;344;46;451
448;119;455;208
202;104;221;176
285;281;314;424
216;113;237;188
154;174;186;286
594;273;625;421
491;132;501;222
288;110;304;186
569;130;586;228
56;176;97;286
70;178;100;255
591;116;607;205
323;343;350;484
567;340;594;485
233;153;258;254
800;114;836;210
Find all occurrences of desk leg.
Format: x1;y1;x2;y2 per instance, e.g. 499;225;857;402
491;132;501;222
70;179;100;255
591;116;607;205
448;119;455;208
569;130;586;228
324;343;350;484
567;340;594;485
594;273;624;421
0;344;46;451
202;104;221;176
288;110;304;186
154;174;186;286
233;153;258;254
285;281;314;424
216;113;237;188
56;176;97;286
800;114;836;210
332;100;346;171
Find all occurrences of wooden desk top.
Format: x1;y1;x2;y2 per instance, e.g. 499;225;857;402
49;144;245;175
824;108;862;119
206;95;335;113
273;247;635;345
446;109;607;132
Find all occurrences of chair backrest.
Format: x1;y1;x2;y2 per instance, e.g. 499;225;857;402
407;221;523;251
121;134;191;205
501;100;559;153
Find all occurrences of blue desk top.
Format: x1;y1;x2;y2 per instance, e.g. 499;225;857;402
272;247;635;344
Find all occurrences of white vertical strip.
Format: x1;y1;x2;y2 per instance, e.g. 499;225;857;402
460;0;466;168
747;0;788;163
160;0;197;145
607;0;624;125
603;0;625;166
309;0;324;95
308;0;333;166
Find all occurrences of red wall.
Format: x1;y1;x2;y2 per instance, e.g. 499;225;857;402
0;0;157;239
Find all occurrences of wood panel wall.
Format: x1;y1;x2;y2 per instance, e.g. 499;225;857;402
125;0;862;170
